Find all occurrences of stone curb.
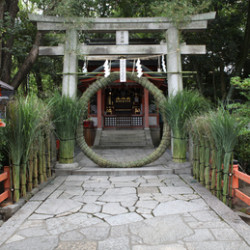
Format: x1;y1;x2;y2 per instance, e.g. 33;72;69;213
180;174;250;247
0;176;55;221
54;161;192;176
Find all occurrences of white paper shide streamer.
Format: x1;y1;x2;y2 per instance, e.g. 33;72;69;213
136;59;143;78
82;61;88;73
161;55;167;73
104;60;110;77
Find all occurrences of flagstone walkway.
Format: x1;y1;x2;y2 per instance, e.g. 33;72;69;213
0;149;249;249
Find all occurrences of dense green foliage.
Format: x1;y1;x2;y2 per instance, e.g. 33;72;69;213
229;76;250;120
228;76;250;172
0;0;249;99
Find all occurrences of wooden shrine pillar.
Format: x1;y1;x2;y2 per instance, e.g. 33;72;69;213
166;27;183;96
62;29;78;98
97;89;102;129
144;88;149;128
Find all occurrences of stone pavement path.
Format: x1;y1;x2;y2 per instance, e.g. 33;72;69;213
0;174;250;250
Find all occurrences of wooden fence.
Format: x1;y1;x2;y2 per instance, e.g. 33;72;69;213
232;165;250;206
192;152;250;206
0;133;57;204
0;166;11;204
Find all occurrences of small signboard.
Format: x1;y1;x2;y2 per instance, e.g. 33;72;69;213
116;31;129;45
120;59;126;82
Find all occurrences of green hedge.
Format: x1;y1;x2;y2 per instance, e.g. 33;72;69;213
234;128;250;174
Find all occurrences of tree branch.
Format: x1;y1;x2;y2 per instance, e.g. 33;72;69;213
11;31;42;90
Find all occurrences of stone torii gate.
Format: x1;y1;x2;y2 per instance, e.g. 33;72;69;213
29;12;215;98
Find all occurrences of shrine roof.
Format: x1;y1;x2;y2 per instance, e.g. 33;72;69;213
78;61;167;92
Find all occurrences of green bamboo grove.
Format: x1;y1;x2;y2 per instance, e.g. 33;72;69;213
190;109;244;204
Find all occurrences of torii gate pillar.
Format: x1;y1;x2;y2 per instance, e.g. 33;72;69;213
167;27;183;96
62;29;78;98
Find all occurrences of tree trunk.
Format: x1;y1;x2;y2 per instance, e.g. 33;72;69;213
34;68;44;96
212;70;217;102
194;60;203;94
220;62;226;100
11;32;42;89
235;0;250;76
1;0;19;83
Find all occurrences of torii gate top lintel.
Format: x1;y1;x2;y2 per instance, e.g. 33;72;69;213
29;12;215;31
29;12;215;98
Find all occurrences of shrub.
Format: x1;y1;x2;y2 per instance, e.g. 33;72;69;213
234;128;250;174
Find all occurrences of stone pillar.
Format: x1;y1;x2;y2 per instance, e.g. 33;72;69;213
97;89;102;129
166;27;183;96
144;88;149;128
62;29;78;98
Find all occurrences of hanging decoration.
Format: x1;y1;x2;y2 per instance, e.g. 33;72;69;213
161;55;167;73
82;60;88;73
136;59;143;78
157;56;162;72
104;59;110;77
132;59;136;74
120;59;126;82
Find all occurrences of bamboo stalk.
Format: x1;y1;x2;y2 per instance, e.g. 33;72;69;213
204;139;210;190
33;149;38;187
38;136;44;184
199;138;205;185
216;149;223;200
51;133;56;167
210;149;217;195
222;152;231;204
20;162;27;197
42;138;47;182
59;140;75;164
192;137;196;178
196;142;200;180
192;136;199;179
172;130;187;163
12;165;20;202
47;133;51;178
27;148;34;192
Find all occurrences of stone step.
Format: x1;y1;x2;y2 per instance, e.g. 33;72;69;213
100;138;146;143
94;129;153;148
55;166;175;176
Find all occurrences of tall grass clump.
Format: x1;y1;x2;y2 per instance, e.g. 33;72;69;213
5;95;46;201
209;108;244;203
163;90;209;162
49;93;82;164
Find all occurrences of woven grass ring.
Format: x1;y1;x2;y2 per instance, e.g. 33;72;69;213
76;72;170;168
